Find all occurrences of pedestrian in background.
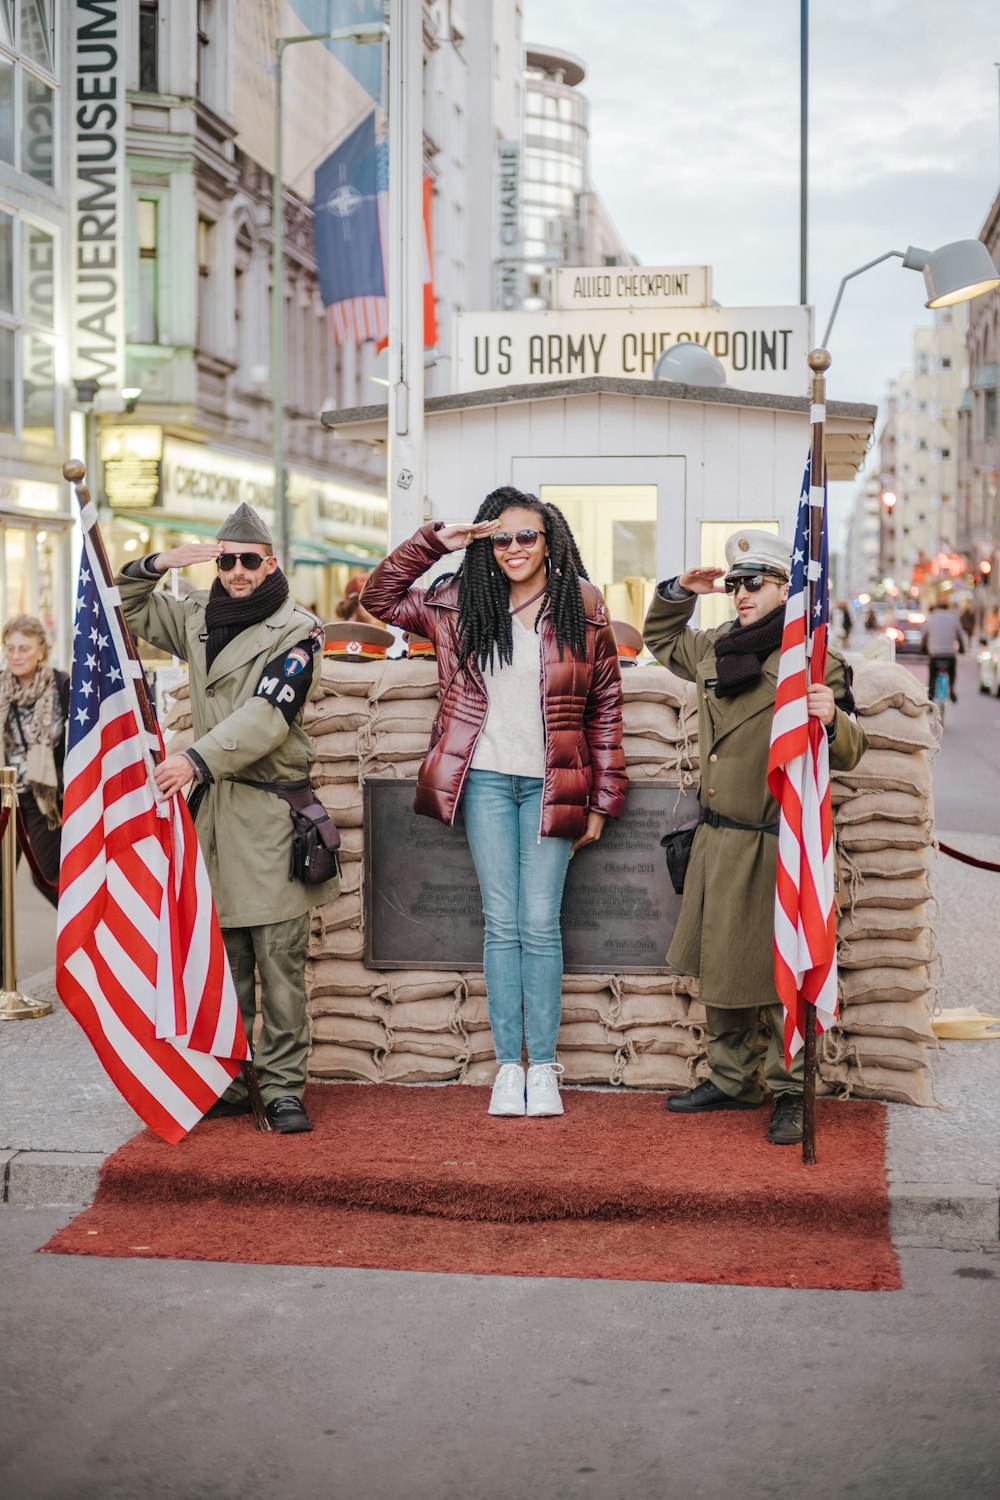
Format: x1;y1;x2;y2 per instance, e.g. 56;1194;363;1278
117;504;339;1135
0;614;69;905
364;487;627;1119
643;530;868;1145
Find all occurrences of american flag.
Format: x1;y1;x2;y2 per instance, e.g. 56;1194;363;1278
55;513;248;1144
766;453;838;1065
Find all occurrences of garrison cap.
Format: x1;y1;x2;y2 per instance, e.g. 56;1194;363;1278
724;528;792;579
610;620;644;665
216;503;273;545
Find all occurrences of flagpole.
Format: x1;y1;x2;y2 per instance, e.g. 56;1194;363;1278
802;348;831;1165
60;460;271;1132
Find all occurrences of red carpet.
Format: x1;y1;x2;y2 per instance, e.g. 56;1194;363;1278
42;1084;901;1290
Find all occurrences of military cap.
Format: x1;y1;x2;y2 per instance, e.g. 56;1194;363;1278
323;621;395;661
724;528;792;579
405;632;436;659
216;502;273;545
610;620;644;665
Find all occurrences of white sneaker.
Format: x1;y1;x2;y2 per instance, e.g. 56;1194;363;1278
488;1063;526;1116
526;1063;564;1117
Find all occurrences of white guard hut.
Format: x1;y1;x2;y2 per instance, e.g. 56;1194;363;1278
321;376;876;629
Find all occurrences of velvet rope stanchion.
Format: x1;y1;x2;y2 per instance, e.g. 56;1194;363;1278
0;767;52;1020
15;808;59;899
937;840;1000;873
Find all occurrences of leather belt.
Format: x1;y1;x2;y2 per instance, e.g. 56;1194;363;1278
703;807;779;835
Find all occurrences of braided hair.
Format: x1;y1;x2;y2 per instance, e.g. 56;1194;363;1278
427;486;590;671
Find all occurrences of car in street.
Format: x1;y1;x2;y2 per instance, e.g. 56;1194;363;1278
884;609;927;657
978;635;1000;695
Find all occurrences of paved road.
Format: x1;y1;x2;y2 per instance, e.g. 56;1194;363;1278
1;1208;998;1500
898;652;1000;837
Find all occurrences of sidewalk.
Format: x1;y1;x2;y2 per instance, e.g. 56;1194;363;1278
2;835;998;1246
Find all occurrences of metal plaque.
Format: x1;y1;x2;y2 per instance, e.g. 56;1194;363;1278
364;779;700;972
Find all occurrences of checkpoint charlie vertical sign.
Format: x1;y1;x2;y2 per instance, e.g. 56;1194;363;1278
72;1;126;393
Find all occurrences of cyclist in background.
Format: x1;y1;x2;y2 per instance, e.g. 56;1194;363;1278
922;598;967;704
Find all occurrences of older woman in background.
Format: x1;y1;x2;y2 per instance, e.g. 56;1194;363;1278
0;615;69;904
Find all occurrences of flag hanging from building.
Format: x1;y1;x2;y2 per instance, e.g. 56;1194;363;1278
314;111;437;348
766;453;838;1065
55;518;248;1145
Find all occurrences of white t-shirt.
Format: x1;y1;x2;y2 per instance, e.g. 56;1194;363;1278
470;616;546;778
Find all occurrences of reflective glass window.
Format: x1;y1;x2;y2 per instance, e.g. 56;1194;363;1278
21;219;53;327
0;55;13;165
22;70;54;184
0;325;14;433
0;0;11;45
0;211;12;313
22;329;54;444
19;0;52;71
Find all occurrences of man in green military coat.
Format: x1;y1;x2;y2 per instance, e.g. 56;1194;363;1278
117;503;339;1133
643;528;868;1145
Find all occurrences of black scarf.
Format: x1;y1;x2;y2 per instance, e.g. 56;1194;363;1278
713;602;786;698
204;569;289;670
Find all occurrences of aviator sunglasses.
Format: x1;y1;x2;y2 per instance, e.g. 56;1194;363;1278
218;551;268;571
491;528;545;550
723;572;783;595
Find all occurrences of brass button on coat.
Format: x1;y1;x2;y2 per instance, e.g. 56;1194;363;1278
709;753;718;763
206;686;215;697
708;787;717;797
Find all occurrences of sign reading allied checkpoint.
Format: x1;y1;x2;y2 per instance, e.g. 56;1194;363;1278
364;780;700;973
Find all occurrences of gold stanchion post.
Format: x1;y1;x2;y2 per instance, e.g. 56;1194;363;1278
0;766;53;1019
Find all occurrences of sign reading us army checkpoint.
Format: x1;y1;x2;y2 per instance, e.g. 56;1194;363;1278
364;780;701;972
454;305;813;397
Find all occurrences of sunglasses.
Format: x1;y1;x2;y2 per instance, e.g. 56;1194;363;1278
218;552;268;572
723;572;782;595
491;528;545;550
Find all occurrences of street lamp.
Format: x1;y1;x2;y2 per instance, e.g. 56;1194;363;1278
820;239;1000;349
270;20;388;570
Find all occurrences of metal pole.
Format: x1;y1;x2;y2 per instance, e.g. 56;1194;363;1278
0;768;51;1019
271;39;288;570
387;0;426;549
799;0;808;306
801;346;832;1165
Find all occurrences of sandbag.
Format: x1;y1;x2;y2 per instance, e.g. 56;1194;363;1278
385;972;465;1004
620;1023;703;1057
307;958;387;998
310;1014;387;1051
609;992;692;1028
319;659;383;697
615;1051;699;1090
557;1021;624;1051
558;1050;618;1084
314;890;362;932
371;658;440;700
834;789;931;826
838;965;930;1005
380;1052;463;1083
844;875;931;909
861;706;940;754
305;697;370;734
819;1058;933;1106
308;1042;382;1083
833;748;933;798
622;701;682;741
852;661;932;718
386;1029;468;1060
838;998;935;1043
620;666;697;712
386;995;463;1032
825;1030;928;1072
316;783;364;827
310;729;360;761
308;991;389;1023
845;845;931;880
838;931;935;969
338;826;365;862
461;1058;502;1087
838;819;931;852
838;905;928;942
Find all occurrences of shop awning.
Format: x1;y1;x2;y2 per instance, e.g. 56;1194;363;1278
107;510;383;569
973;363;997;389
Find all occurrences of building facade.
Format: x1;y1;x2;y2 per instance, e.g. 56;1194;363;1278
956;189;999;602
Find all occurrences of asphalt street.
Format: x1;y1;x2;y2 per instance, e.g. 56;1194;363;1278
1;1208;998;1500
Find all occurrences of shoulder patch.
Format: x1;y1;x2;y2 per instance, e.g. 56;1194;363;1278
255;637;315;723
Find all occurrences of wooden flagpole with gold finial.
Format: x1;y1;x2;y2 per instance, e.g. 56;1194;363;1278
60;460;271;1130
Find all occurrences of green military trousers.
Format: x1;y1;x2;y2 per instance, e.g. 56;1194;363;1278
220;913;311;1105
704;1002;804;1104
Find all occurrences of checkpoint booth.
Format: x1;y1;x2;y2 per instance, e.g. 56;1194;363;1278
320;375;876;635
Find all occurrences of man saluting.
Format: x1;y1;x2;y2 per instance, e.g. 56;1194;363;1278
643;529;868;1145
117;504;339;1133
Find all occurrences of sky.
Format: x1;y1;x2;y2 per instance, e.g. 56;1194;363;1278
527;0;1000;541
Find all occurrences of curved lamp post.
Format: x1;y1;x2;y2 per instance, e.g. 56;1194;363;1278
820;238;1000;349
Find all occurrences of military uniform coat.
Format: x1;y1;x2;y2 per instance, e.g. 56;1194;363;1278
117;570;339;928
644;590;868;1009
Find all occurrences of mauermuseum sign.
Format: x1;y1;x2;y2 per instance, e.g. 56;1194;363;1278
552;265;712;310
364;780;701;973
454;306;813;396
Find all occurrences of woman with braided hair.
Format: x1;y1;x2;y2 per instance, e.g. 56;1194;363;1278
363;487;626;1118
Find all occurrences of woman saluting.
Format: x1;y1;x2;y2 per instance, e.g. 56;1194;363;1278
363;487;627;1118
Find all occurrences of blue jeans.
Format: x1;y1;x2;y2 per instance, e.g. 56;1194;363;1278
461;770;573;1065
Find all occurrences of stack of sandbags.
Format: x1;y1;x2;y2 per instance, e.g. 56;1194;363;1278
821;660;941;1106
362;659;440;779
159;673;194;756
308;959;389;1083
620;666;699;780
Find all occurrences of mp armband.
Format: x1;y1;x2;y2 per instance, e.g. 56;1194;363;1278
254;638;315;723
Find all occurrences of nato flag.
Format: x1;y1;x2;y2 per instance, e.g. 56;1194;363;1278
314;112;384;309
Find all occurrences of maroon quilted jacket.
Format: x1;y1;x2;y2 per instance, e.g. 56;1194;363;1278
363;524;627;839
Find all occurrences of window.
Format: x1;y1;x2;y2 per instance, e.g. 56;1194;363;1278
197;216;213;349
987;390;997;442
137;198;158;343
0;0;55;185
0;206;56;443
139;1;158;93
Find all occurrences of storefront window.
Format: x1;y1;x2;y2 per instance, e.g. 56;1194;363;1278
21;217;52;324
0;210;58;443
0;3;12;46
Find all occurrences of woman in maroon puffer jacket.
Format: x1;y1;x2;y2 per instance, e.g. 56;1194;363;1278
363;487;626;1120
